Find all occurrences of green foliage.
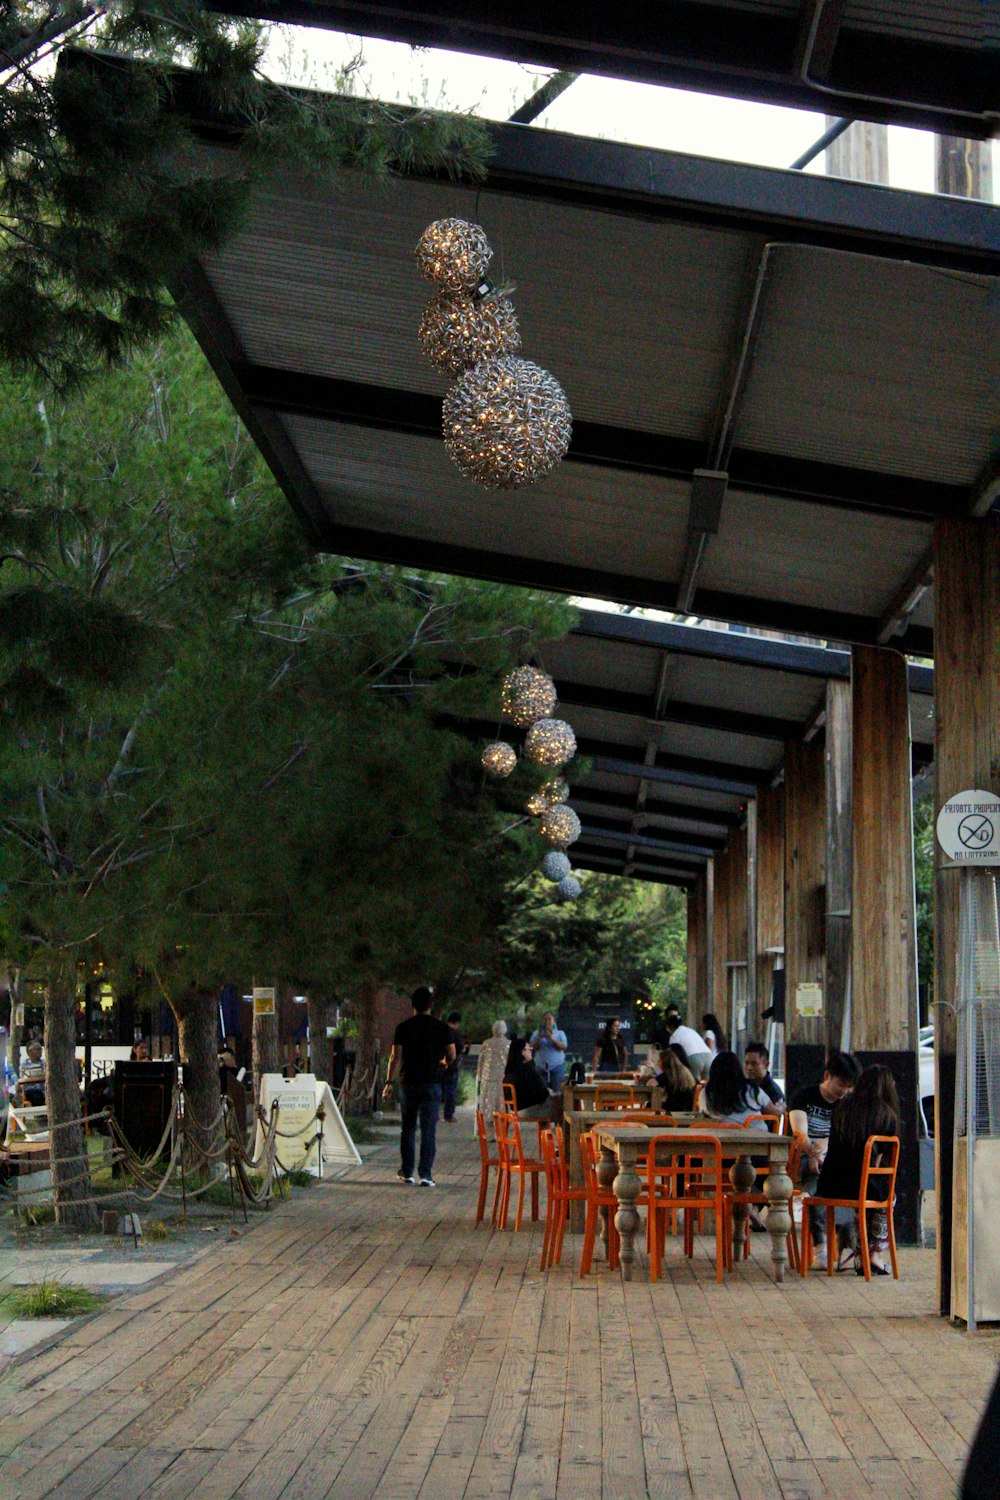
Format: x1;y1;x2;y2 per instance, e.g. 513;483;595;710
0;327;574;1005
11;1279;106;1316
458;869;687;1038
1;3;491;389
914;793;935;1002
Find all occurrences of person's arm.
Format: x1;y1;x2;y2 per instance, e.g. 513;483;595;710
444;1042;456;1066
788;1108;809;1139
552;1030;567;1052
592;1044;601;1069
529;1030;541;1052
382;1044;401;1100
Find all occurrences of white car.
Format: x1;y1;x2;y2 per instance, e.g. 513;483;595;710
919;1025;934;1135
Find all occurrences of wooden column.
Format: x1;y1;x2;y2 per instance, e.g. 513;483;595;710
933;515;1000;1314
851;644;921;1243
745;801;758;1052
727;823;749;1052
755;781;784;1041
784;739;826;1095
711;844;731;1035
825;677;853;1053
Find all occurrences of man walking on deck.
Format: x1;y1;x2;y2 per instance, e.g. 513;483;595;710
383;987;455;1187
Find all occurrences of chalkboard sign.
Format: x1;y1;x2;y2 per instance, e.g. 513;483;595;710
113;1061;176;1161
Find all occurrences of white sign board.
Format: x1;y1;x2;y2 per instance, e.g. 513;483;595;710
252;986;276;1016
936;791;1000;866
796;983;824;1018
256;1073;362;1176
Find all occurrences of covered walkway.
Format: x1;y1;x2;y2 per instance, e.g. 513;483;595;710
2;1119;996;1500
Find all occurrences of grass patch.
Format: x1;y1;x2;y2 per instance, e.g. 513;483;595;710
143;1219;172;1241
10;1281;106;1318
18;1203;56;1227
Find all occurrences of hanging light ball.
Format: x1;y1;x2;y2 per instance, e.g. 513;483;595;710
502;665;557;727
556;874;582;901
540;777;570;806
526;791;548;817
415;218;492;291
442;357;572;490
541;850;571;883
418;289;520;378
525;718;577;768
481;741;517;779
539;803;582;849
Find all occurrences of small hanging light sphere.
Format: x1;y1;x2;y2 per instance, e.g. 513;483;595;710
541;850;571;883
418;288;520;378
556;874;582;901
539;803;582;849
502;665;557;727
525;791;548;817
481;741;517;779
415;218;493;291
540;776;570;806
442;356;572;490
525;718;576;768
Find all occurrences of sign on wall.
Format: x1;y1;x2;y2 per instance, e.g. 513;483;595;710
252;986;276;1016
936;791;1000;866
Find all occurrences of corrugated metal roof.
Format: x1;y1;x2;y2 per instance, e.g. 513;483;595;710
845;0;995;44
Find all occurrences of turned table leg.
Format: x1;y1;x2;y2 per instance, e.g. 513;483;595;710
729;1153;755;1267
596;1143;618;1261
612;1140;642;1281
764;1143;793;1284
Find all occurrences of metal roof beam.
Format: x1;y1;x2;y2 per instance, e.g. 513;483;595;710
553;679;802;742
876;548;934;644
579;812;725;853
568;784;741;831
592;755;757;799
242;365;970;523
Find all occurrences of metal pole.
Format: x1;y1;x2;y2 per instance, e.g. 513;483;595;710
962;869;977;1331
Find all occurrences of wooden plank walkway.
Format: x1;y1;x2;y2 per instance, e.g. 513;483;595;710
1;1113;997;1499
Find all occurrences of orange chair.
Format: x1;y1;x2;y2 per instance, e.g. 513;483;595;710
502;1082;518;1110
647;1133;728;1282
594;1086;637;1110
475;1110;501;1225
494;1111;544;1231
801;1135;900;1281
578;1130;624;1275
539;1125;587;1269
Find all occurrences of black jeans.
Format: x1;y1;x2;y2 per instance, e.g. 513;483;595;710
441;1070;458;1121
400;1082;441;1180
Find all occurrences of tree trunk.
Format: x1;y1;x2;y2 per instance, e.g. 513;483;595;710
307;993;330;1084
171;988;224;1177
252;987;280;1108
45;973;98;1230
7;967;24;1083
349;976;380;1116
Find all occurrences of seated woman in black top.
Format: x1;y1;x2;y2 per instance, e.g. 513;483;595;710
655;1048;696;1114
505;1040;553;1119
815;1064;900;1274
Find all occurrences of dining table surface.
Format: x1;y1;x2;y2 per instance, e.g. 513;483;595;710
591;1120;794;1283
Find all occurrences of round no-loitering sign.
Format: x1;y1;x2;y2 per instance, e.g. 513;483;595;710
936;790;1000;865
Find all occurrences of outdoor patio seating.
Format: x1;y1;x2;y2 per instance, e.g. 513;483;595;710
801;1134;901;1281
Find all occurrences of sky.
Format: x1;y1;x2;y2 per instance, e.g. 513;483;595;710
268;27;997;200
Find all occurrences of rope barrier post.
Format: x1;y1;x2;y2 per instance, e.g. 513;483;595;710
178;1087;188;1224
316;1105;325;1181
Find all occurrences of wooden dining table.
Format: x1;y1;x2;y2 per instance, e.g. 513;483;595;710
592;1122;794;1283
562;1079;662;1113
562;1104;688;1232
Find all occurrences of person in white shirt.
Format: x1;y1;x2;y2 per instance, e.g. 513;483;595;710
665;1016;712;1079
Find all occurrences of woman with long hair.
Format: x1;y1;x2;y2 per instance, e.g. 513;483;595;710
701;1011;729;1056
816;1064;900;1273
698;1050;760;1123
655;1047;696;1113
592;1018;627;1073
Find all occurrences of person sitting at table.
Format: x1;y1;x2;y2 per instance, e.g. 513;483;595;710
698;1050;778;1124
504;1039;554;1120
655;1047;696;1113
814;1064;900;1274
788;1049;862;1271
20;1042;45;1106
743;1042;785;1107
592;1018;627;1073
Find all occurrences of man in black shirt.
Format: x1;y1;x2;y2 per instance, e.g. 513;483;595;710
441;1011;465;1124
788;1050;862;1268
383;988;455;1187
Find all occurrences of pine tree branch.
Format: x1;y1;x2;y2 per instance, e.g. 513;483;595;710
0;6;99;76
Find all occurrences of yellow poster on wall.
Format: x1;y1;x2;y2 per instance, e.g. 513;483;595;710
252;986;275;1017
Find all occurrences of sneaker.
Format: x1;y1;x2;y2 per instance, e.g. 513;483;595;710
419;1177;436;1188
811;1244;828;1271
397;1169;415;1184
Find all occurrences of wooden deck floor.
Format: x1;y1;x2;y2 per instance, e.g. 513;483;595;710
1;1114;997;1500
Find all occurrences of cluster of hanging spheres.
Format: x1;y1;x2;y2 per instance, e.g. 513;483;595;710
481;666;581;901
415;217;572;490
